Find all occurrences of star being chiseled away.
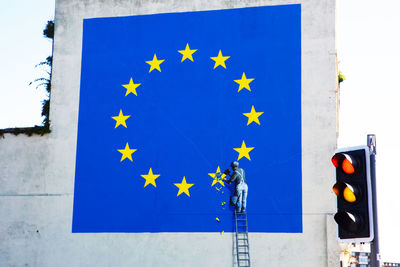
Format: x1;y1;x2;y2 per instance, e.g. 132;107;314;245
208;166;226;187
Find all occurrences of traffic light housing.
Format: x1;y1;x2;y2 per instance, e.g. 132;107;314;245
331;146;374;242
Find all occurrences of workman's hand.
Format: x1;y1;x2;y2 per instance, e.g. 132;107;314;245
223;169;230;175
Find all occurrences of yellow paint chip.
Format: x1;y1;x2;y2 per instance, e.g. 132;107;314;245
216;217;220;222
220;231;224;235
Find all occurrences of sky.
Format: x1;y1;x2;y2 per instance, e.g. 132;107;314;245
0;0;399;263
0;0;54;128
337;0;400;262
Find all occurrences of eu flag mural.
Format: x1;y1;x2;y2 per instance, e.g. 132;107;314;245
72;4;301;233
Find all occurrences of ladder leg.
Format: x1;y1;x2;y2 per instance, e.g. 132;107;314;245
235;210;250;267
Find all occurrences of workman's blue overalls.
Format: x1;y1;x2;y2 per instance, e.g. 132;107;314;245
230;168;248;213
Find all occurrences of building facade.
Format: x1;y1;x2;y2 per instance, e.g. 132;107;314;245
0;0;339;266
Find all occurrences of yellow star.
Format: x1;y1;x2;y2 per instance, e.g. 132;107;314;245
140;168;160;188
146;54;165;73
117;142;137;162
243;106;264;126
233;141;254;161
178;43;197;62
174;176;194;197
111;109;131;128
234;72;254;92
208;166;226;187
122;78;141;96
210;50;230;69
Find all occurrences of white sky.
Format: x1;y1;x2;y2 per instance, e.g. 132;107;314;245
337;0;400;262
0;0;55;128
0;0;399;263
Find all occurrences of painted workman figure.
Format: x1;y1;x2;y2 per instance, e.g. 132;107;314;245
223;161;248;213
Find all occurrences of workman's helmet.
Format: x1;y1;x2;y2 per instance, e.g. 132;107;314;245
231;161;239;168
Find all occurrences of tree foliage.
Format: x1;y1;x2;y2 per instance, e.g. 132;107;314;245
43;20;54;39
30;20;54;132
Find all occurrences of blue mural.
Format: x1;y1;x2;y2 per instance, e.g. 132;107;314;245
72;4;302;233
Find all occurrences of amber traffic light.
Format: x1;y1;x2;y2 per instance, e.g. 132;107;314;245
331;146;373;242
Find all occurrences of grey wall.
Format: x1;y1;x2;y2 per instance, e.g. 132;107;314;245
0;0;339;266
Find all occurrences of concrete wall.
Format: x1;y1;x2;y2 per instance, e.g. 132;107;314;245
0;0;339;266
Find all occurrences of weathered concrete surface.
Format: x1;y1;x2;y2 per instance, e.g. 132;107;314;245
0;0;339;266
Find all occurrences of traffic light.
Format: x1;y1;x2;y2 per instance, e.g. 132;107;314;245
331;146;374;242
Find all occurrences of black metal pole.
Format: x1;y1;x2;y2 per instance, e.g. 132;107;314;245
367;134;380;267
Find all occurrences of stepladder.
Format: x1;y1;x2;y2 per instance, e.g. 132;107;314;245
235;211;250;267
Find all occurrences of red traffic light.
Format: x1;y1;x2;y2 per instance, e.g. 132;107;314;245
331;153;358;174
